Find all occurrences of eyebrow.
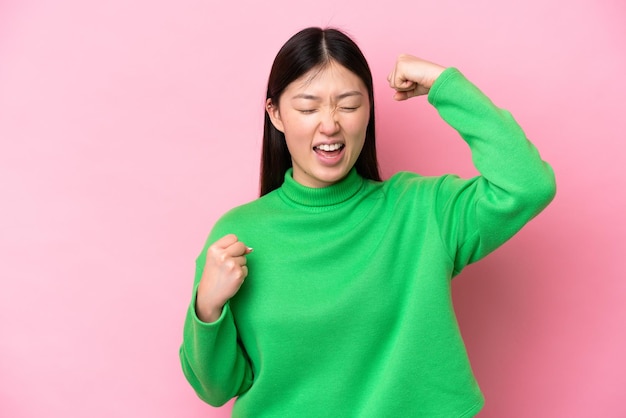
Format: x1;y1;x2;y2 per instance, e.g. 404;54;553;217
291;91;363;101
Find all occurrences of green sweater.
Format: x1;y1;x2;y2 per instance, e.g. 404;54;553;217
180;68;556;417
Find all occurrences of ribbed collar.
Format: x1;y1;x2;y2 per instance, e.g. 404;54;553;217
278;168;364;208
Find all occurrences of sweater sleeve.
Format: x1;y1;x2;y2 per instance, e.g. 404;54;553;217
427;68;556;275
179;233;254;406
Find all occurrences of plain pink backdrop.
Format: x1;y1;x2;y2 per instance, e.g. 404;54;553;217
1;0;624;417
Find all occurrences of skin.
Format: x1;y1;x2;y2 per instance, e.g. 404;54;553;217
266;60;370;189
195;54;446;323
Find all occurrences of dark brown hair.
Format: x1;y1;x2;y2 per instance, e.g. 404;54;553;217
260;27;381;196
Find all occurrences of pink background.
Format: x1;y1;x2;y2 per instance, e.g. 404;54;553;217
1;0;624;417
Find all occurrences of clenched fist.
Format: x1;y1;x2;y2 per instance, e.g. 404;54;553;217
387;54;446;100
195;234;252;323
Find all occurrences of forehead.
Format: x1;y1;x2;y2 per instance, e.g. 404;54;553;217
287;61;367;96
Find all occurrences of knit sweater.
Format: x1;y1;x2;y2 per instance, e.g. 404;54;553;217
179;68;556;417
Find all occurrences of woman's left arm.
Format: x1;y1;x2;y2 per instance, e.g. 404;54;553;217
388;55;557;273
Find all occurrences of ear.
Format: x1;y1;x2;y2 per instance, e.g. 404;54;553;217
266;98;285;133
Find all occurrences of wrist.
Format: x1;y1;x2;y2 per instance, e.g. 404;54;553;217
195;294;225;323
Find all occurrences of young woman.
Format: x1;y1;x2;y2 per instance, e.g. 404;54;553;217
180;27;556;417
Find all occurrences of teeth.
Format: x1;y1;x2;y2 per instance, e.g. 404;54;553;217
317;143;343;151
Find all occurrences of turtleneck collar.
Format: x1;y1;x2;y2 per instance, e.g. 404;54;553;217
278;168;364;208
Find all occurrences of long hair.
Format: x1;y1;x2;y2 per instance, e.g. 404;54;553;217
260;27;381;196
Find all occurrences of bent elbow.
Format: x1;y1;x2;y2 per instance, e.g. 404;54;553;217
518;168;557;217
180;346;236;407
196;389;233;407
535;166;557;209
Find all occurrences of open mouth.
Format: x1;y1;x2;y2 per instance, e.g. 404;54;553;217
313;143;345;157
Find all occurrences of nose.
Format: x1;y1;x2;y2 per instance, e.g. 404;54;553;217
318;108;339;136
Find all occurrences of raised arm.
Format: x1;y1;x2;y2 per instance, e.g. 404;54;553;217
388;54;556;273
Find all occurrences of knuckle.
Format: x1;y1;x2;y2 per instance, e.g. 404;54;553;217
224;259;236;270
207;246;221;262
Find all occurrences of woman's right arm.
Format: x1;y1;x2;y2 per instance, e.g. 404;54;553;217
179;234;253;406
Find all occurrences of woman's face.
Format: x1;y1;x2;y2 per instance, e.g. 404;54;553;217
267;61;370;188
